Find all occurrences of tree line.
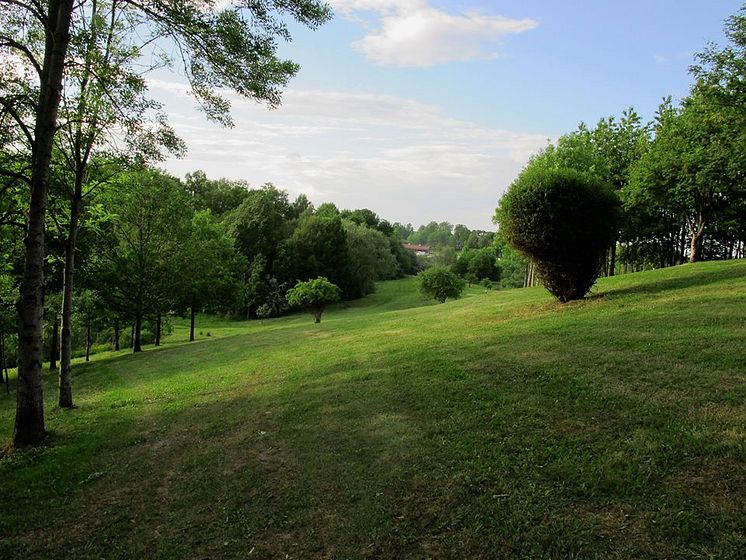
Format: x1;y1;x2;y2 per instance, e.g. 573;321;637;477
0;0;333;446
0;162;420;394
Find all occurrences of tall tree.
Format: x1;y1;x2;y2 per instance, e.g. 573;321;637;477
224;184;293;270
93;168;191;352
179;210;243;342
1;0;331;446
342;220;398;299
629;93;745;263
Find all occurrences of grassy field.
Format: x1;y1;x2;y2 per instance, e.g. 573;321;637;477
1;261;745;559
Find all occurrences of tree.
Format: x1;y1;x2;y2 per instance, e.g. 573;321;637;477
629;94;745;263
625;8;746;264
179;210;243;342
277;213;349;290
519;113;648;275
453;224;471;250
496;168;620;302
418;267;466;304
342;220;398;299
468;247;501;282
0;274;16;394
224;184;293;270
432;246;457;268
286;277;340;323
2;0;331;446
93;169;191;352
184;171;250;216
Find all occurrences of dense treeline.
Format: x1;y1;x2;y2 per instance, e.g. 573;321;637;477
0;166;419;371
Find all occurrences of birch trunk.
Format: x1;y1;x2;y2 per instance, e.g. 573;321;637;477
15;0;75;447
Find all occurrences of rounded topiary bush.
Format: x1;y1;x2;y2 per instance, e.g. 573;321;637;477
496;168;619;302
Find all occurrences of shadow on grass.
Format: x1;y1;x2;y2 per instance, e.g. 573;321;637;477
596;262;746;299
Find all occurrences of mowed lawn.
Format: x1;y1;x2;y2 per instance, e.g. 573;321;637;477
1;261;745;559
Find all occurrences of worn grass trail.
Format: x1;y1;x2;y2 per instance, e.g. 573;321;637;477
1;261;745;559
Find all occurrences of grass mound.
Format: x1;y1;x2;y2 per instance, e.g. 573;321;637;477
1;261;745;559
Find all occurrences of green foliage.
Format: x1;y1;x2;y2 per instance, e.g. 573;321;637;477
255;278;289;319
627;85;746;263
278;213;349;289
409;221;454;248
286;277;341;323
418;266;466;303
467;247;501;282
92;168;191;320
184;171;250;215
389;237;419;277
432;246;457;268
224;184;293;269
342;220;398;299
180;209;244;314
497;168;620;302
244;254;269;317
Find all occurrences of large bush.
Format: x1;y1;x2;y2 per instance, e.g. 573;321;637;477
496;168;619;302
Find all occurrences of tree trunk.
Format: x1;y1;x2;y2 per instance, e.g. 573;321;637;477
190;307;196;342
690;232;701;263
15;0;76;447
85;321;91;362
155;314;161;347
1;330;9;395
49;318;59;371
608;243;616;277
313;309;322;323
133;314;143;353
59;193;81;408
114;319;120;351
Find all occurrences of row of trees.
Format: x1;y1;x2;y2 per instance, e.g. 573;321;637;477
394;221;495;252
495;8;746;279
0;0;332;446
0;162;419;415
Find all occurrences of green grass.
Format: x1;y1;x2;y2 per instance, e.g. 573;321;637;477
1;262;745;559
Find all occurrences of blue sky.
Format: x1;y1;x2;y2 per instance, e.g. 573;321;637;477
156;0;742;229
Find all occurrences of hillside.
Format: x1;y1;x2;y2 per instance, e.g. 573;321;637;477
1;261;745;559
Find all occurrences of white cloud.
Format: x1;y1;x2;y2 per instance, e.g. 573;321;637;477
146;78;550;229
329;0;537;67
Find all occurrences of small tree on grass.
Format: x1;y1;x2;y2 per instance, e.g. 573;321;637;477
496;168;619;302
418;267;466;303
286;277;341;323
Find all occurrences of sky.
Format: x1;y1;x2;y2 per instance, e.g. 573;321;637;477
151;0;743;230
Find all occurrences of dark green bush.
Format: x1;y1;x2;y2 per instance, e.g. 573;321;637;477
496;168;619;302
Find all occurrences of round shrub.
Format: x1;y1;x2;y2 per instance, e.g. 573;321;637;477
496;168;619;302
418;267;466;303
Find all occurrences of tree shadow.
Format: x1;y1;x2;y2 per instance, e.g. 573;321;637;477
593;263;745;299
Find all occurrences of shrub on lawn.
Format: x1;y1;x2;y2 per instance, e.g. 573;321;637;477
286;277;341;323
418;267;466;303
496;168;620;302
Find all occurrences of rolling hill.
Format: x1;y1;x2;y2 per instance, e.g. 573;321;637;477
1;260;745;559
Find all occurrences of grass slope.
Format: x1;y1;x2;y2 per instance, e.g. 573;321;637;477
1;261;745;559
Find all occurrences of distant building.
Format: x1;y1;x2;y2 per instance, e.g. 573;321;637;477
402;243;431;256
